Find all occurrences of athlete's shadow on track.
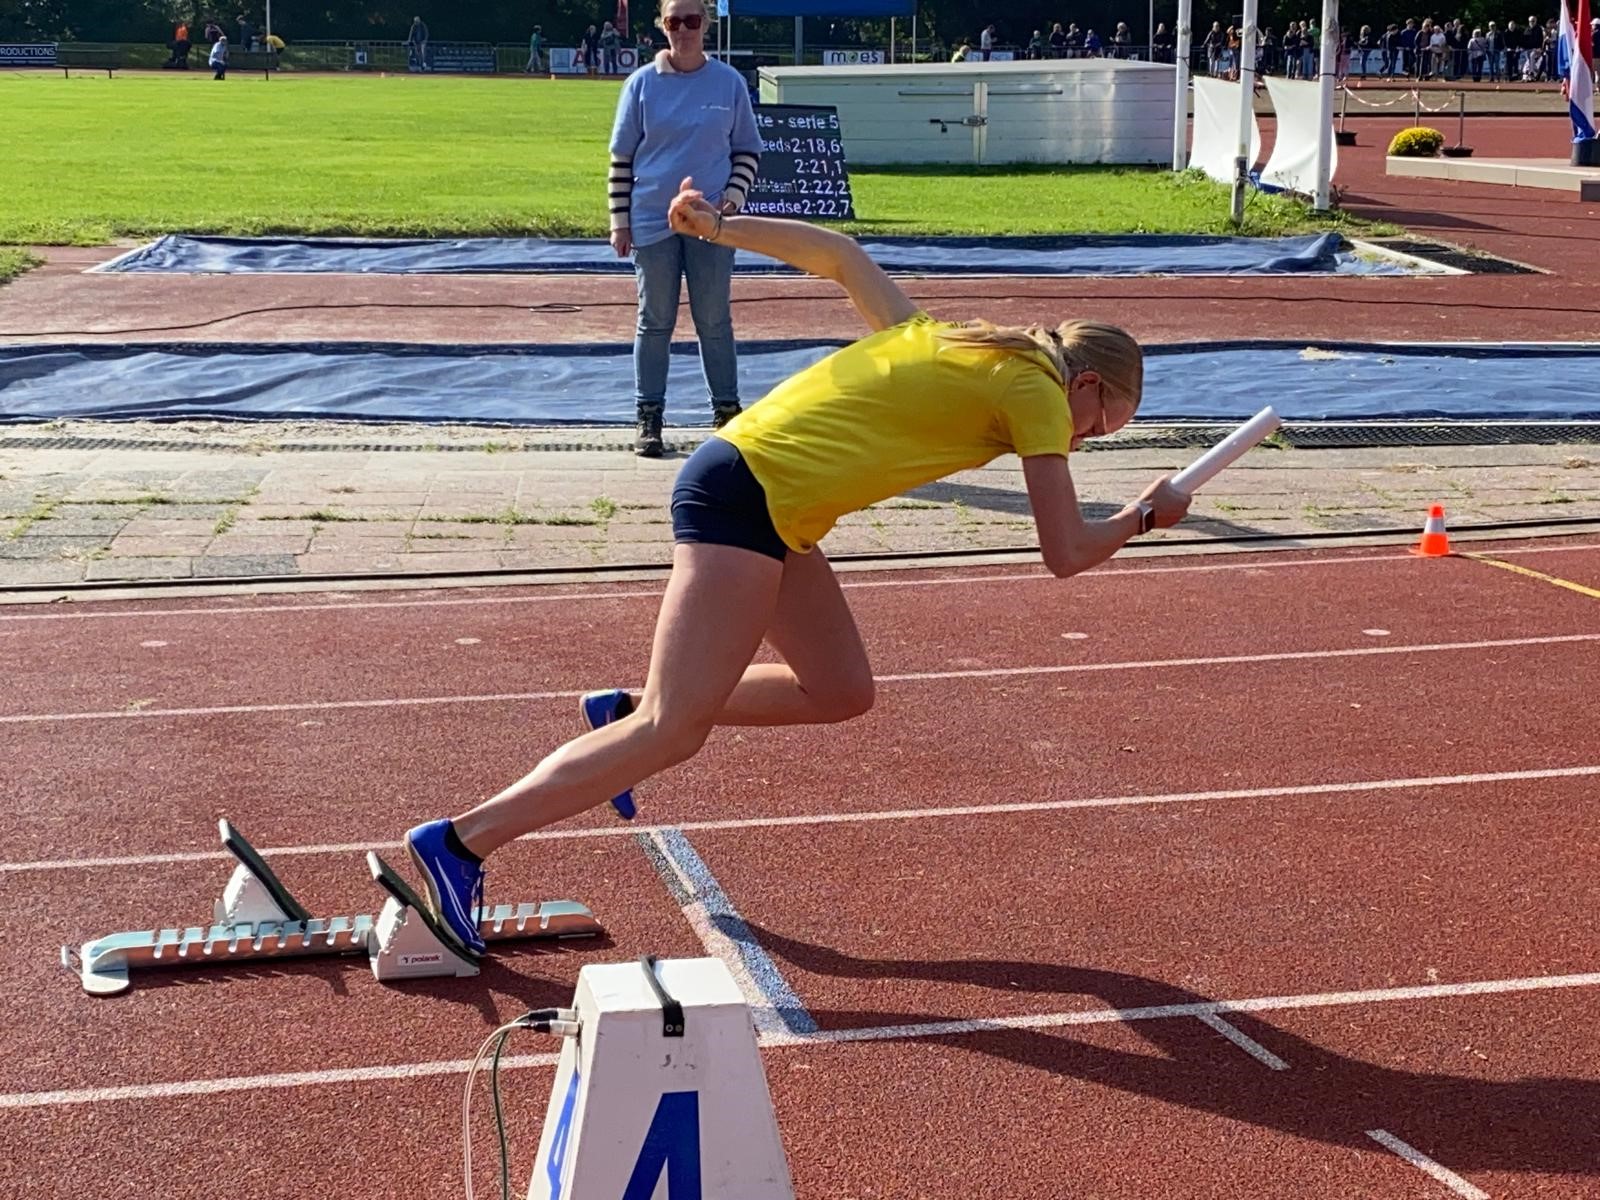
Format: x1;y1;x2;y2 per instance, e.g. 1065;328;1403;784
749;924;1600;1176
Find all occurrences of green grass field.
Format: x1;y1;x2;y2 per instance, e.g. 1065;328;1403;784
0;72;1363;245
0;249;43;283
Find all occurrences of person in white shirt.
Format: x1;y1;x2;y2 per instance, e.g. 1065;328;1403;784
1467;28;1487;82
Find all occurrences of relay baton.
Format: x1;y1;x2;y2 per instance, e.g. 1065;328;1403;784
1170;405;1283;496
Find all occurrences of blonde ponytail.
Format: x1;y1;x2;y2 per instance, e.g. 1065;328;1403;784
937;318;1144;420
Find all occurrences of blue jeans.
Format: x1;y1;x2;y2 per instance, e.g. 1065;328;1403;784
632;234;739;416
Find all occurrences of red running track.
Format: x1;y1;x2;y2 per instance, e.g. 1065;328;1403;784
4;537;1600;1198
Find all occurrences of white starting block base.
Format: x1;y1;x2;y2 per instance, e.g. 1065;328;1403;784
62;821;603;995
529;957;794;1200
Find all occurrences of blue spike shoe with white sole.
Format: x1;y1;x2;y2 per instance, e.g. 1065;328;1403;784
404;819;487;956
580;688;637;820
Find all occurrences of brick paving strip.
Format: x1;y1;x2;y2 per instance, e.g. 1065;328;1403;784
1;422;1596;591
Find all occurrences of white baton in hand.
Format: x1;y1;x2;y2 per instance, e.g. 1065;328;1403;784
1170;405;1283;496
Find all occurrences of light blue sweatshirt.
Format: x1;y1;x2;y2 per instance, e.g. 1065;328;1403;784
608;54;762;248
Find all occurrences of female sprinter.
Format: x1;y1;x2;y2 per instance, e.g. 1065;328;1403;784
406;181;1192;953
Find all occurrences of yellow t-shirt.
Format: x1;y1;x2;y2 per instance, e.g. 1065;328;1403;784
717;311;1073;553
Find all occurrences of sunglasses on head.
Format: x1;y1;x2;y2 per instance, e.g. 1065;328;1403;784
664;13;704;30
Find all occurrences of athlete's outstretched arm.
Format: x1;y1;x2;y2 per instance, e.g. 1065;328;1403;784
668;176;917;334
1023;454;1188;578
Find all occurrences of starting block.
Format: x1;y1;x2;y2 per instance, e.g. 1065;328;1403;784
528;956;795;1200
61;820;603;996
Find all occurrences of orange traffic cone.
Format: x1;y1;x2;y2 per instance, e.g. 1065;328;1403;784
1411;504;1452;557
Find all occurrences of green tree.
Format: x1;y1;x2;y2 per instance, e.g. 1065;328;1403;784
0;0;194;40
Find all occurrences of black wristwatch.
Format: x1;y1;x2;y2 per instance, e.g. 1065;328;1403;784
1135;500;1156;536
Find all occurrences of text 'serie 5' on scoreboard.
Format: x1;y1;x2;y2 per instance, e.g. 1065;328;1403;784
745;105;857;221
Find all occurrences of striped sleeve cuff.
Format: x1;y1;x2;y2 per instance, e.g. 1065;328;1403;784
608;156;634;231
722;151;761;210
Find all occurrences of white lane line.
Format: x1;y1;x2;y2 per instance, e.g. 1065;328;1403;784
873;633;1600;684
3;540;1591;623
1196;1013;1291;1070
0;687;589;725
1365;1129;1490;1199
785;970;1600;1047
4;631;1596;727
5;969;1596;1110
639;828;780;1030
0;1051;560;1110
637;829;819;1040
7;762;1600;875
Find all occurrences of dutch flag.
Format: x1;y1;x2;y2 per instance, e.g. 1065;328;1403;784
1558;0;1597;141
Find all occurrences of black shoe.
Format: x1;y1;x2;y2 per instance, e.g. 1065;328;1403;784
635;410;664;458
711;404;742;430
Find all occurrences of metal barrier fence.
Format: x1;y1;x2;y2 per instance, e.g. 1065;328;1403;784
13;39;1159;73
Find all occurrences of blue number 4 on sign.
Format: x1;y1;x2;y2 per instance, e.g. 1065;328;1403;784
622;1093;702;1199
542;1084;700;1200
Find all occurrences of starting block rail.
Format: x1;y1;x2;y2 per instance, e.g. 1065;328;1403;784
62;820;603;996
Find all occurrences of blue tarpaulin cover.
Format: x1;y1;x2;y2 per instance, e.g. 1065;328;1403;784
4;340;1598;426
92;233;1410;276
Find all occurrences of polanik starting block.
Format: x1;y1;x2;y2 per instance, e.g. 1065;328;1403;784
61;819;603;995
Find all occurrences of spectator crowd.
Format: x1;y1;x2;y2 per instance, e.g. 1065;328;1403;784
948;10;1600;84
155;5;1600;88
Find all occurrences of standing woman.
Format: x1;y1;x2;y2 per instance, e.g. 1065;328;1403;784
608;0;762;457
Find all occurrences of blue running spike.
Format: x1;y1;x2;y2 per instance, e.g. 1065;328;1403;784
403;819;487;955
580;689;637;820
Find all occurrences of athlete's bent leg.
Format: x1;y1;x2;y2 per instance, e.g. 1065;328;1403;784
450;542;784;856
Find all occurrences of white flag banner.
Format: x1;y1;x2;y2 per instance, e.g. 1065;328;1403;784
1190;75;1261;185
1260;76;1337;196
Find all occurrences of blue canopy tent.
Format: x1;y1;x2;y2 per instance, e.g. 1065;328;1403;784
727;0;917;65
731;0;913;11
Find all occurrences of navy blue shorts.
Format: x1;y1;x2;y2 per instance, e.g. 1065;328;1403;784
670;437;789;562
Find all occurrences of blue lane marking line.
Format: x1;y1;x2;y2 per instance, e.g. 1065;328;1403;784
635;828;819;1037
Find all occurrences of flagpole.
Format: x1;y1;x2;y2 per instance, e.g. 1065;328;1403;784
1230;0;1259;225
1313;0;1339;209
1172;0;1191;169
